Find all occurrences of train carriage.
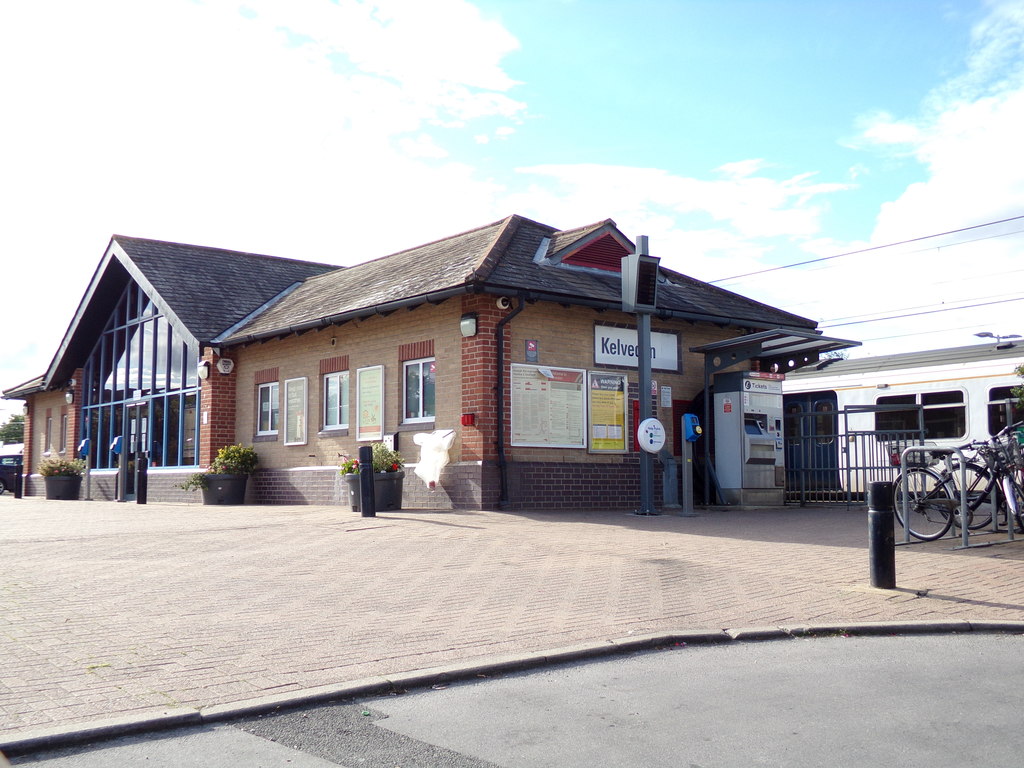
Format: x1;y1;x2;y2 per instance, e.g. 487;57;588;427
781;343;1024;502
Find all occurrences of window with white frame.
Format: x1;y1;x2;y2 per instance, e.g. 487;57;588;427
403;357;436;423
257;382;280;435
323;371;350;430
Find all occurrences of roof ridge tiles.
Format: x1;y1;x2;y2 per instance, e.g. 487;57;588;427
112;234;339;269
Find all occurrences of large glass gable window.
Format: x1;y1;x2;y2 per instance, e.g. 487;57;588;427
80;281;200;469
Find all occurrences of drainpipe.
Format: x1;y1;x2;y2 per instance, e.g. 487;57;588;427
495;296;525;508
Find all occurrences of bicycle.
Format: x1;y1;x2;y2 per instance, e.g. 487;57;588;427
893;422;1024;541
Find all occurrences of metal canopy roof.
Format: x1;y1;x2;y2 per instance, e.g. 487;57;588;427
690;329;861;375
690;329;860;506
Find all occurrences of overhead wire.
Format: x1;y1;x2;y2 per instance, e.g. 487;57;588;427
706;213;1024;284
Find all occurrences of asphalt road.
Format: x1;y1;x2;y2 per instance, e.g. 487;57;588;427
9;632;1024;767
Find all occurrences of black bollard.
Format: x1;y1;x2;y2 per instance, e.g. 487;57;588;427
14;458;23;499
358;445;376;517
136;454;148;505
868;481;896;589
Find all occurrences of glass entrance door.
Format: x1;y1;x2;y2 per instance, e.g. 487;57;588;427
124;403;149;500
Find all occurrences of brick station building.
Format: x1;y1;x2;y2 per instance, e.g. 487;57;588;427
4;214;849;509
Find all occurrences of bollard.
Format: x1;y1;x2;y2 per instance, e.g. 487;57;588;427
14;459;23;499
658;449;681;511
358;445;376;517
868;481;896;589
136;454;148;505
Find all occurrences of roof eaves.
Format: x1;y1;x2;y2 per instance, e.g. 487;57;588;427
222;285;476;346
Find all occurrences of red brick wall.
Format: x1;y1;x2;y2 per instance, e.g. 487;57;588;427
459;294;504;463
199;349;238;467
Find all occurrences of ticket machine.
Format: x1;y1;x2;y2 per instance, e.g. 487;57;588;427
713;371;785;505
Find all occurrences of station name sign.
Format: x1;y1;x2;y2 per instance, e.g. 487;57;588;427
594;327;679;371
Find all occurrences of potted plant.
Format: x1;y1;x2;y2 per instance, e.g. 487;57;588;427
340;442;405;511
38;455;86;500
179;444;259;505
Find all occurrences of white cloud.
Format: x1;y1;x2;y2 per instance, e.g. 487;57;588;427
512;163;851;261
0;0;525;394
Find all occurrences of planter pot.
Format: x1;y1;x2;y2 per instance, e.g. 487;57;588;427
201;474;249;505
343;471;404;511
44;475;82;500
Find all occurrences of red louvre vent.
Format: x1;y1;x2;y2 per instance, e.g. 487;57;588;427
562;233;630;271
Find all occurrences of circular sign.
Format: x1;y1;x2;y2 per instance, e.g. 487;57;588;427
637;418;666;454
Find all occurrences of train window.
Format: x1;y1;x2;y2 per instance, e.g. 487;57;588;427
988;386;1023;435
876;390;966;440
875;395;917;433
784;402;802;440
813;400;835;445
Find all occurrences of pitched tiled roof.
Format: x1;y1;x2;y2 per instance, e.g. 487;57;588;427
224;214;817;344
222;217;517;342
113;236;338;343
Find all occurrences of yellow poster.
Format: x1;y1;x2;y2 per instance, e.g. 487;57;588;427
588;372;627;453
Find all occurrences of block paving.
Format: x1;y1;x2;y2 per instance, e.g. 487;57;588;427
2;494;1024;742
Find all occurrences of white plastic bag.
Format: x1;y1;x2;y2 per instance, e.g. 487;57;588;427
413;430;456;490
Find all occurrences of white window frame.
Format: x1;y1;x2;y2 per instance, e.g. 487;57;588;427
257;382;280;436
323;371;350;431
283;377;307;446
403;357;436;424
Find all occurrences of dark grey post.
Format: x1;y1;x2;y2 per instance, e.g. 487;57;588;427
868;481;896;589
14;457;23;499
358;445;376;517
136;454;148;505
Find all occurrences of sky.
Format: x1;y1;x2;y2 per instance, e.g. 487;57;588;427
2;0;1024;425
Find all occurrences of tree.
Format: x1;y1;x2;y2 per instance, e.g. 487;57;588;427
0;413;25;444
1015;364;1024;408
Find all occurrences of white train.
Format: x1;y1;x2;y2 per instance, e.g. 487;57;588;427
780;342;1023;500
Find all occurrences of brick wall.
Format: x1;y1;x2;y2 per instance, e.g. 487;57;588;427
199;349;238;467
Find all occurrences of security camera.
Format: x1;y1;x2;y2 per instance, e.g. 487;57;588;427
496;297;512;310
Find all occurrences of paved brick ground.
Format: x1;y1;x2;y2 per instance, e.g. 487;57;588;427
2;494;1024;740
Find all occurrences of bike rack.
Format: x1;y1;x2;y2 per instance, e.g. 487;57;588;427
899;445;1017;549
899;445;974;549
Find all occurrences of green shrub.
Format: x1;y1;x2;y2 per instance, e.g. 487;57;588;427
338;442;404;475
210;444;259;475
38;455;86;477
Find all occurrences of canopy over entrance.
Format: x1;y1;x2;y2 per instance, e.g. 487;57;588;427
689;328;861;377
689;329;861;505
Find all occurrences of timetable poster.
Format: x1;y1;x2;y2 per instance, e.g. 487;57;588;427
588;372;627;453
356;365;384;441
510;364;586;448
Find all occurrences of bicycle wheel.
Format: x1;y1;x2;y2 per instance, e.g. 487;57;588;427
1001;475;1024;531
948;462;995;530
894;466;954;541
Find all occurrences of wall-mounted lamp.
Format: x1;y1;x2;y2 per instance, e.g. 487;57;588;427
197;360;211;380
460;312;478;338
65;391;74;404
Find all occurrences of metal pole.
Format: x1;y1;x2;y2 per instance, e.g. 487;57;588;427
117;450;126;502
136;453;148;505
868;481;896;589
681;441;696;516
358;445;376;517
636;311;658;515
